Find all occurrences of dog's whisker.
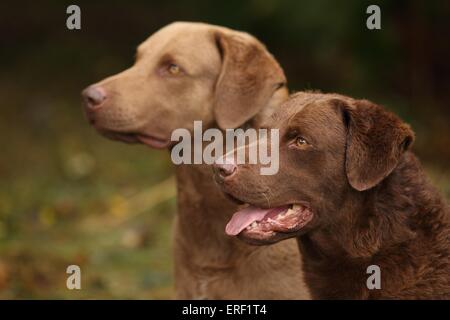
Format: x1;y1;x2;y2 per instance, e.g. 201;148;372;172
262;188;272;208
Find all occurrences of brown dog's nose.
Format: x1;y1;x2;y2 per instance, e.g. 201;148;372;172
82;86;107;110
214;160;237;180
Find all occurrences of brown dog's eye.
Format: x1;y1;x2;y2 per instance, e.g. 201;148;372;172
296;136;308;147
295;137;309;149
168;63;180;75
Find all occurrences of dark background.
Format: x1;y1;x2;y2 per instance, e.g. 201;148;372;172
0;0;449;298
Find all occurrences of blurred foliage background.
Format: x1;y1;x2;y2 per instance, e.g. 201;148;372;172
0;0;449;299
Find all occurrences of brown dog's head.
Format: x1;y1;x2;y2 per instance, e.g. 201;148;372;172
214;92;414;245
81;22;287;148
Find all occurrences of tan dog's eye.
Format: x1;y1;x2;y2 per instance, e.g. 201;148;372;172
168;63;180;75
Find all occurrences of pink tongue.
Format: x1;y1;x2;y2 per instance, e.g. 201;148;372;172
225;206;272;236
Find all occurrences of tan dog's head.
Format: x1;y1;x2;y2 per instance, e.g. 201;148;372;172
214;92;414;245
82;22;287;148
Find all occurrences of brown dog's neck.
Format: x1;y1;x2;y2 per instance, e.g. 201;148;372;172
302;152;446;260
297;152;449;298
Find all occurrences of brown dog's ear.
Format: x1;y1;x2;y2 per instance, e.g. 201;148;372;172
213;31;286;129
334;99;415;191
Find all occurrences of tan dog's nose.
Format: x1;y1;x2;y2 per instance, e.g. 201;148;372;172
82;86;107;110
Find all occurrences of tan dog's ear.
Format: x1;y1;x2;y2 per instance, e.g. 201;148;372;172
213;31;286;129
333;99;415;191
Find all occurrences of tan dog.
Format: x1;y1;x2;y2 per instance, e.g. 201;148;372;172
82;22;309;299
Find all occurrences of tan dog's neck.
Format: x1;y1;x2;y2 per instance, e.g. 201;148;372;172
175;164;247;263
173;86;288;267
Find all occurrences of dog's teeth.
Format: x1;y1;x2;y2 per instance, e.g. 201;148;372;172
251;222;257;228
292;204;301;211
285;209;295;216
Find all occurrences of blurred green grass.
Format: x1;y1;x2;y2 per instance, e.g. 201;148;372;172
0;86;176;298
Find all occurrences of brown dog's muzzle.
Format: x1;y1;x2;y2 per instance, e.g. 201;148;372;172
213;161;237;181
